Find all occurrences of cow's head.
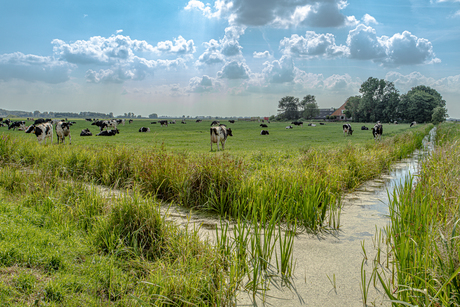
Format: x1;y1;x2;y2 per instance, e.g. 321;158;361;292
227;128;233;137
25;125;35;134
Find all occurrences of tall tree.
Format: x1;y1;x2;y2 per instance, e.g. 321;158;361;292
278;96;300;120
400;86;446;123
358;77;400;122
300;95;319;119
343;96;362;121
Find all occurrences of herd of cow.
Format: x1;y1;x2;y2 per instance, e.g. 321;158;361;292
0;117;418;150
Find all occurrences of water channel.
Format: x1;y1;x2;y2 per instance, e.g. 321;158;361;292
153;128;437;306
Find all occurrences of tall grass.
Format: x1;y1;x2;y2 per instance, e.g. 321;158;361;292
0;125;430;233
373;123;460;305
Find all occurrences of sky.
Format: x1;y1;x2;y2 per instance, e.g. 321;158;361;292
0;0;459;118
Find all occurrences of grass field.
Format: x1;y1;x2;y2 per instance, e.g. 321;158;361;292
1;118;415;153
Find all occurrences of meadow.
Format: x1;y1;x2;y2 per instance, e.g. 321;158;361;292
0;119;433;305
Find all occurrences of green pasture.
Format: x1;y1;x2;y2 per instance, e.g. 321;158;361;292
2;119;416;153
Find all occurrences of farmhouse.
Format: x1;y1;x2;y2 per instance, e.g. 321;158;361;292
330;101;352;121
314;107;336;120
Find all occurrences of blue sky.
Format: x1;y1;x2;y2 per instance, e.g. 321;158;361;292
0;0;459;118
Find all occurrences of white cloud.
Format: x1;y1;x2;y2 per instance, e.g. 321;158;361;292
187;75;223;92
362;14;378;25
346;25;439;66
196;26;245;67
185;0;353;28
262;55;297;84
217;60;251;79
253;51;271;58
280;31;348;58
386;71;460;94
0;52;74;84
450;10;460;18
153;36;196;55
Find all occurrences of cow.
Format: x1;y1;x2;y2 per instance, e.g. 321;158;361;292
285;125;293;129
210;125;233;151
92;120;117;132
169;120;176;124
310;124;316;127
129;119;133;124
33;118;51;125
25;122;53;144
229;120;235;123
394;121;398;125
196;119;202;123
320;123;325;125
343;124;353;136
372;122;383;141
139;127;150;132
56;121;72;144
8;121;26;131
260;130;269;135
410;121;416;128
80;128;93;136
260;124;268;128
96;129;119;136
291;121;303;127
151;121;157;124
361;126;369;130
181;119;186;124
211;120;220;126
159;120;168;127
116;119;125;126
85;118;93;122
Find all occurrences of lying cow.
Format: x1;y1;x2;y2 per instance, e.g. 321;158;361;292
260;130;269;135
92;120;117;132
25;122;53;144
80;128;93;136
343;124;353;136
372;122;383;141
139;127;150;132
410;121;416;128
260;124;268;128
319;123;325;125
286;125;293;129
361;126;369;130
56;121;72;144
96;129;119;136
196;119;202;123
308;123;316;127
229;120;235;123
210;125;233;151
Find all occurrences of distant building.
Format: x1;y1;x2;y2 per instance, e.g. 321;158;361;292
314;107;336;120
331;101;352;121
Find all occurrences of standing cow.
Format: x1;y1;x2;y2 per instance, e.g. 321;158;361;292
343;124;353;136
25;122;53;144
56;121;72;144
372;122;383;141
210;125;233;151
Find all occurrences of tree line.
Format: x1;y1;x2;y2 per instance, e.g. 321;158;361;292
276;77;448;124
344;77;447;124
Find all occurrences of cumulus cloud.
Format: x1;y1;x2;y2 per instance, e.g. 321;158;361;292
185;0;352;28
262;55;298;84
217;60;251;79
153;36;196;55
0;52;74;83
196;26;245;67
386;71;460;94
346;25;439;66
362;14;378;25
187;75;223;92
280;31;348;58
253;51;271;58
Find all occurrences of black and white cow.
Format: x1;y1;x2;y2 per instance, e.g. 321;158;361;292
372;122;383;141
129;119;133;124
210;125;233;151
159;120;168;127
343;124;353;136
285;125;293;129
181;119;186;124
410;121;416;128
56;121;72;144
361;126;369;130
229;120;235;123
116;119;125;126
25;122;53;144
151;121;157;124
92;120;117;132
80;128;93;136
211;120;220;126
260;124;268;128
8;121;26;131
139;127;150;132
260;130;269;135
196;119;202;123
319;122;325;125
96;129;119;136
291;121;303;127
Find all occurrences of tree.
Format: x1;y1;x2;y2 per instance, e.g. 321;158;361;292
343;96;361;121
277;96;300;120
400;86;446;123
300;95;320;119
358;77;400;123
432;106;448;124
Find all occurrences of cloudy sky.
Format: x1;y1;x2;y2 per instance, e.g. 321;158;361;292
1;0;459;118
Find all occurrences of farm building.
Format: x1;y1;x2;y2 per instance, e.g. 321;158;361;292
314;107;336;120
330;101;352;121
